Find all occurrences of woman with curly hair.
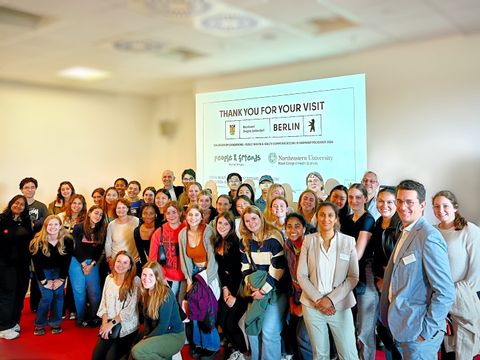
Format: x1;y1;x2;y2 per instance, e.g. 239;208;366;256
48;181;75;215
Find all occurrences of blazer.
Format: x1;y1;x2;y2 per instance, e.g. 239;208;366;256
297;231;359;311
379;217;455;342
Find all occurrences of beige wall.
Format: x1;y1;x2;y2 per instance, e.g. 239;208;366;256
1;33;479;223
0;81;155;207
195;34;480;223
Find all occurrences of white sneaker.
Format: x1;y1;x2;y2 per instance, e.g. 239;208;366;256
13;324;20;332
0;329;20;340
281;355;294;360
228;351;242;360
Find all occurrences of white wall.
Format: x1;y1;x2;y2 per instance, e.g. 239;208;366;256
194;34;480;223
1;33;479;224
0;81;155;207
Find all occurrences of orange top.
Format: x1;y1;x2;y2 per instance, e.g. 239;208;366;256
186;234;207;264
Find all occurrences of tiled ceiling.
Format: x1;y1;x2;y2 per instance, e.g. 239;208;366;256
0;0;479;96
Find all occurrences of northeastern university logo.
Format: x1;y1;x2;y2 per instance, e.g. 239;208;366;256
268;153;277;164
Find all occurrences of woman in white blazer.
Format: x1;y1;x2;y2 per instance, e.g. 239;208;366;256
297;201;359;360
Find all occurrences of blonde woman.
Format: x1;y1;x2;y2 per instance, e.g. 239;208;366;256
131;261;186;359
29;215;73;336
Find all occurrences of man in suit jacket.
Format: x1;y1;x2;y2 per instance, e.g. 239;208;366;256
380;179;455;359
161;170;184;201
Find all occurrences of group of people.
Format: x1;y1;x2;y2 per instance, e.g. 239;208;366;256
0;169;478;360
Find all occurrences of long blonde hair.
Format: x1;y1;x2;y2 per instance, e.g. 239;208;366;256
29;215;69;257
111;250;137;301
264;184;286;222
240;205;283;253
141;261;169;320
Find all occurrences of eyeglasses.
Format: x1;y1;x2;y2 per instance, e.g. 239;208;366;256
395;199;418;208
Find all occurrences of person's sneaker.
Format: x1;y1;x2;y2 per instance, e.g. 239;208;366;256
51;327;63;335
0;329;20;340
227;350;242;360
13;324;20;332
34;327;46;336
68;312;77;320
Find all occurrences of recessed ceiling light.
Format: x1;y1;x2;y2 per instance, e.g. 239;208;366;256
143;0;211;17
113;39;164;53
201;13;257;32
58;67;110;81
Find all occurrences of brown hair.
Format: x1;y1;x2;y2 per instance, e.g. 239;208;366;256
432;190;468;230
111;250;137;301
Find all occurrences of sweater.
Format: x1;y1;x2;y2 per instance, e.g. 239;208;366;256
31;237;73;281
143;289;184;337
105;216;140;260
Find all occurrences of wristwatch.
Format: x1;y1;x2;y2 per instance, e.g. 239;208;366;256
111;319;117;325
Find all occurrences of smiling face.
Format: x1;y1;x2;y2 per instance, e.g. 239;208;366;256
348;188;366;212
235;198;250;216
21;182;36;200
307;174;323;193
396;189;425;227
46;218;61;237
114;254;132;275
271;198;287;219
188;184;200;203
142;206;156;225
143;190;155;204
155;192;170;209
216;216;232;238
60;184;73;200
182;174;195;188
11;197;26;217
141;267;156;290
238;185;252;199
243;212;261;234
362;172;379;199
89;208;103;225
330;189;347;209
114;180;127;198
70;198;84;214
162;170;175;189
433;195;456;225
216;197;231;214
165;206;180;225
227;176;241;191
285;216;305;242
376;191;396;219
317;205;337;233
116;201;129;218
127;183;140;200
198;195;211;210
92;191;104;206
300;192;316;212
105;189;119;205
186;208;202;228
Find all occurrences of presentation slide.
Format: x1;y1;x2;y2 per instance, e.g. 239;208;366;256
196;74;366;197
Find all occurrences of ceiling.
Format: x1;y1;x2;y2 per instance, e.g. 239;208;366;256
0;0;479;96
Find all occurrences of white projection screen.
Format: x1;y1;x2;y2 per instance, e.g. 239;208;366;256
196;74;366;198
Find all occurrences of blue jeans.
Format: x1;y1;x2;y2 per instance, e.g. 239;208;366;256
357;263;379;360
395;330;444;360
35;269;64;328
68;257;101;323
248;293;288;360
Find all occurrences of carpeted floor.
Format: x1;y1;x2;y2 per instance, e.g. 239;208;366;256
0;300;393;360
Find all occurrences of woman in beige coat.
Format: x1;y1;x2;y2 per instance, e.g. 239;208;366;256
298;201;359;360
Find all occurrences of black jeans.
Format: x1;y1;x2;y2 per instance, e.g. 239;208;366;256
217;296;248;353
0;266;16;331
92;330;138;360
